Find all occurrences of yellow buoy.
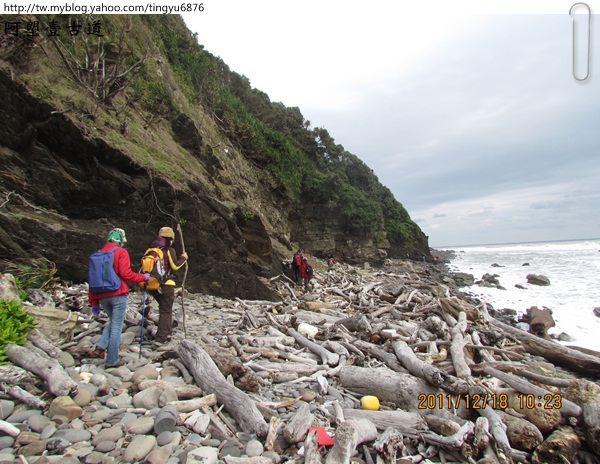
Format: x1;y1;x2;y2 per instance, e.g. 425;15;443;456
360;395;380;410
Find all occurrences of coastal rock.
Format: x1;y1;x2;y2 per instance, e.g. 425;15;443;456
478;273;501;288
26;413;49;433
126;416;155;434
47;396;82;421
0;400;15;421
133;385;162;409
154;405;178;435
556;332;575;342
92;426;123;446
245;439;264;457
526;273;551;286
0;274;20;302
450;272;474;287
145;447;172;464
593;307;600;318
519;306;555;337
53;428;92;444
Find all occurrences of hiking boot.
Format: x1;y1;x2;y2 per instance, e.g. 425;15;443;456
105;359;125;369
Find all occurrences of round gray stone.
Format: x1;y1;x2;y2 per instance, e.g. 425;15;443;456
53;428;92;443
6;409;41;423
91;426;123;446
0;436;15;450
90;407;114;421
126;416;155;435
153;405;177;435
39;423;57;440
27;414;50;433
156;431;174;447
220;444;242;458
0;400;15;421
123;434;157;462
245;439;264;457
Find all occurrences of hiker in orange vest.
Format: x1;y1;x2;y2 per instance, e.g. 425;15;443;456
147;227;188;349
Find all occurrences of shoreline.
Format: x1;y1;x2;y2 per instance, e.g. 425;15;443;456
434;241;600;352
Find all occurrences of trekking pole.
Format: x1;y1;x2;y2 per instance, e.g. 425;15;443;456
139;286;146;359
176;223;188;339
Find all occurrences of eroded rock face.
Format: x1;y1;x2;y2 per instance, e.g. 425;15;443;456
0;69;429;299
0;72;278;300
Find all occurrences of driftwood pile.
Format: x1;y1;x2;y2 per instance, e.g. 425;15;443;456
1;257;600;464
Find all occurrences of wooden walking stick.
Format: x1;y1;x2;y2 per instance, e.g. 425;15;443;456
176;222;188;339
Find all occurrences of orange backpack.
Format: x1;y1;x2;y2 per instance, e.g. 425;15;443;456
139;247;166;290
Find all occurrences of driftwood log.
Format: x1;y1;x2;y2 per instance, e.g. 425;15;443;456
287;328;340;366
282;403;315;443
136;378;204;399
0;364;37;385
531;426;581;464
166;394;217;413
391;339;469;394
483;366;581;417
2;385;46;409
4;343;77;397
176;340;269;436
496;409;543;451
339;366;448;415
343;409;427;432
325;418;377;464
3;253;600;464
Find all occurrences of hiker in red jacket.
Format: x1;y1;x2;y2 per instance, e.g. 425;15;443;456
88;228;149;368
300;257;314;291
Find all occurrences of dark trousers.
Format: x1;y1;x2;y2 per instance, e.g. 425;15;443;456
149;284;175;342
293;266;301;284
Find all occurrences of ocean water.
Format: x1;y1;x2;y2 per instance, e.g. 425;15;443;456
441;239;600;351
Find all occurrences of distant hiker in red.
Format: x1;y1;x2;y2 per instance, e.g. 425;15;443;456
291;249;303;285
300;257;314;291
327;255;337;272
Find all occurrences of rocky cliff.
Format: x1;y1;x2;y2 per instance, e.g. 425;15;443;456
0;15;429;300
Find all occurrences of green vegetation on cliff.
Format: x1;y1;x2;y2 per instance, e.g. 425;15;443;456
140;16;425;248
0;13;428;254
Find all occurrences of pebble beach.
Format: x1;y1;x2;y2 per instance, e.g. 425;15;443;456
1;254;599;464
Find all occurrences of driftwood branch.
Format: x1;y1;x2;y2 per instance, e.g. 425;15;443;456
177;340;268;436
5;343;77;397
287;328;340;366
176;222;188;339
391;339;469;394
325;418;377;464
483;366;582;417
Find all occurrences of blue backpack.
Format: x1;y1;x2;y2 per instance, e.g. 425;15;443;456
88;248;121;293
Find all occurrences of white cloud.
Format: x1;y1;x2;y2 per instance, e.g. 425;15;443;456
182;5;600;247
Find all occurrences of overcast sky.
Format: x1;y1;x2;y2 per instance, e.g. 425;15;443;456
182;1;600;247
